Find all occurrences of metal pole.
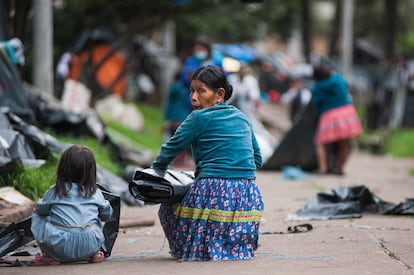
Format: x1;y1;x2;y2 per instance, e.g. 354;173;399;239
33;0;53;95
341;0;353;80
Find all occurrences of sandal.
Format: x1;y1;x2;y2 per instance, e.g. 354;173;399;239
288;223;313;233
90;251;105;263
28;253;61;266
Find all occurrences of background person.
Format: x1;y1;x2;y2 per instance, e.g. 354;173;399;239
280;76;312;124
163;70;193;168
310;65;363;175
180;39;222;88
228;63;261;118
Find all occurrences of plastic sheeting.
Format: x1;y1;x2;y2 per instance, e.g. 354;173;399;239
262;103;319;171
129;168;194;205
0;217;32;258
0;111;42;173
213;44;257;64
1;109;144;205
0;50;35;123
25;83;106;141
100;190;120;257
287;185;414;221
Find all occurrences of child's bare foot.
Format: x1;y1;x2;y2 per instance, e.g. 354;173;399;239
90;251;105;263
28;253;60;266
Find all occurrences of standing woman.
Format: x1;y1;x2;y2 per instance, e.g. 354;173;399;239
152;65;264;261
311;65;363;175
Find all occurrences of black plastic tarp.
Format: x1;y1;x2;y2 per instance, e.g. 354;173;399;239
1;109;143;205
0;111;40;173
0;217;32;259
262;104;319;171
0;50;35;123
287;185;414;221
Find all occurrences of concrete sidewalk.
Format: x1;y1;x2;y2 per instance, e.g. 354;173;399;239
2;151;414;275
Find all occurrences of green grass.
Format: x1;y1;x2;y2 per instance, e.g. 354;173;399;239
359;128;414;178
386;129;414;157
101;103;164;153
359;127;414;157
0;161;57;200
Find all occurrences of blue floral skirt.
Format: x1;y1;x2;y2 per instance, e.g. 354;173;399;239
158;177;264;261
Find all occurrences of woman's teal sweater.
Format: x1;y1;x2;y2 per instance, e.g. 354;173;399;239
152;102;262;180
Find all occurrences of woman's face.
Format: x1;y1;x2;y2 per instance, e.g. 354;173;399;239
190;80;224;110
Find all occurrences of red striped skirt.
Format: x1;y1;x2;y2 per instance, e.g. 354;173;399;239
316;104;362;145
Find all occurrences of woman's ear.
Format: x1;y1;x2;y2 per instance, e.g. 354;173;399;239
216;88;225;102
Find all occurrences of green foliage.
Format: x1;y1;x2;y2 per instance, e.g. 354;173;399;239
50;0;297;62
399;32;414;57
175;0;295;51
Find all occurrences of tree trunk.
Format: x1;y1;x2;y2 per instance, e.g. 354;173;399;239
301;0;311;63
328;0;341;57
33;0;53;95
384;0;398;60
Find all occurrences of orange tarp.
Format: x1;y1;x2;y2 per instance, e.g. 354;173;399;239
69;44;126;97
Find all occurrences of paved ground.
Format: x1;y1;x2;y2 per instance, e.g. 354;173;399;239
1;150;413;275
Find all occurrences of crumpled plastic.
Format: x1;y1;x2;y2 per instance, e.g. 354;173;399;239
287;185;413;221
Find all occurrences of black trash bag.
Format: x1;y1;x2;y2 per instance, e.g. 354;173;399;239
385;198;414;215
101;190;120;257
129;168;194;205
97;166;143;206
288;185;398;221
0;128;36;173
0;218;33;258
262;104;319;171
4;109;69;155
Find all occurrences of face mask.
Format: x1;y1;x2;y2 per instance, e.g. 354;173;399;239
194;51;208;61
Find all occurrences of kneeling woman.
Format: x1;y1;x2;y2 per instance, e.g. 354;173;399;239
152;65;264;261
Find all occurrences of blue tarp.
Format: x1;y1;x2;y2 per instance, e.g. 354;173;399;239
213;44;257;63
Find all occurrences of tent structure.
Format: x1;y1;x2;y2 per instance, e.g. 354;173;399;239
66;30;127;99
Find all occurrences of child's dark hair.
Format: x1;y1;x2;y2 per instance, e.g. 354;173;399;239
55;145;97;198
191;65;233;101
